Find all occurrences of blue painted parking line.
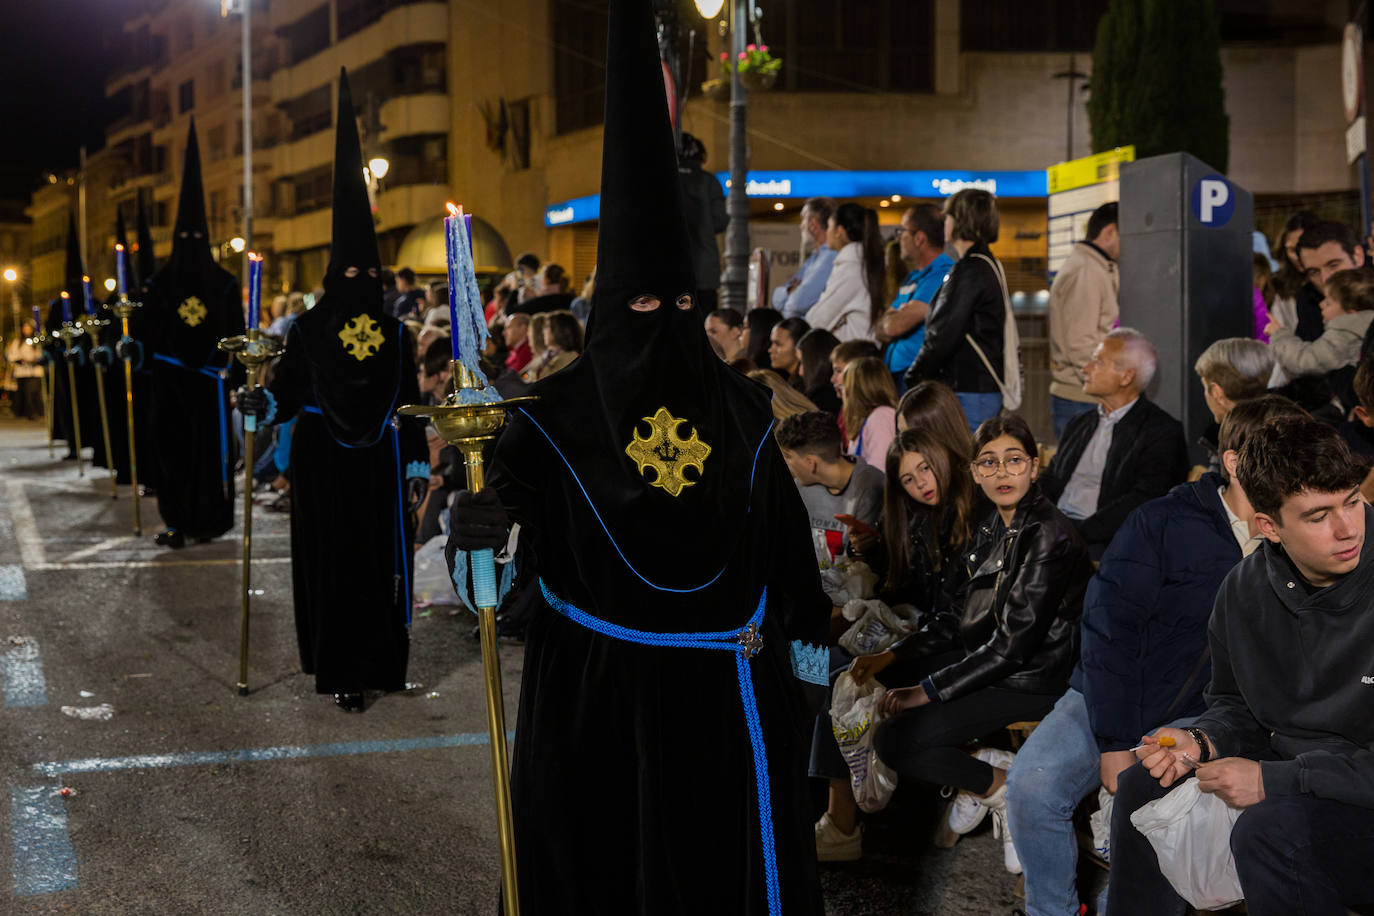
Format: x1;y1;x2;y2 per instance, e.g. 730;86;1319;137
0;565;24;600
11;786;78;896
32;729;515;777
2;639;47;707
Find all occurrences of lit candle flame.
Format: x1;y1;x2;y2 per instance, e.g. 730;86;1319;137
115;244;124;252
248;251;263;263
82;275;90;283
446;201;460;218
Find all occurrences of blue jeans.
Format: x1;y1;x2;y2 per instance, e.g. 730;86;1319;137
955;391;1003;433
1050;395;1095;441
1005;689;1102;916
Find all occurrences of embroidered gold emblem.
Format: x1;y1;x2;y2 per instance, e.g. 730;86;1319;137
625;407;711;497
177;296;207;327
339;313;384;361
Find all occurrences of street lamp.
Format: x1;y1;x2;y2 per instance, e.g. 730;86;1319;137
229;236;247;253
694;0;725;18
368;156;390;180
3;268;16;283
699;0;752;312
221;0;254;283
103;278;117;292
3;267;18;343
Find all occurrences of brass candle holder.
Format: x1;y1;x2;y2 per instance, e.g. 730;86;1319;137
51;321;86;476
78;311;117;499
111;296;144;534
398;361;535;916
218;327;284;696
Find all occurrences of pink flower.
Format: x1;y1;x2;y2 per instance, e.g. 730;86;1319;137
746;43;757;51
738;51;747;59
760;45;769;53
720;51;728;60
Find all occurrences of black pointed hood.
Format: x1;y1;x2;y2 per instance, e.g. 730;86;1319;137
143;119;242;368
324;67;381;293
291;67;403;447
135;190;157;291
512;0;773;594
64;211;85;308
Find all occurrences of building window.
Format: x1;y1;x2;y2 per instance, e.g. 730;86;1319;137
285;5;331;66
959;0;1106;52
552;0;607;134
292;165;333;214
767;0;934;93
178;79;195;113
208;124;227;162
283;84;333;142
337;0;388;40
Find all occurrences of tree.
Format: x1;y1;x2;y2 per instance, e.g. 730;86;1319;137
1088;0;1229;173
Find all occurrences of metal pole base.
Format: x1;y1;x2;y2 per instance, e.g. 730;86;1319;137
237;684;248;697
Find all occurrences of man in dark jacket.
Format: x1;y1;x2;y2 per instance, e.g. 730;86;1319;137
1004;395;1300;916
1039;327;1189;556
1110;415;1374;916
677;132;728;310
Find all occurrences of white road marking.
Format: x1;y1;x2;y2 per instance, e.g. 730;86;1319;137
5;481;46;569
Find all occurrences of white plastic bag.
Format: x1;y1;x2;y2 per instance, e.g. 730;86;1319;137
1128;778;1243;911
829;672;899;813
837;599;920;656
1088;785;1113;862
412;535;462;608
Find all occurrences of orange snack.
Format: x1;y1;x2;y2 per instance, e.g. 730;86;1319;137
1157;736;1176;747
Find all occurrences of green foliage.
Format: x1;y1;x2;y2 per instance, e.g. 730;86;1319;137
1089;0;1229;172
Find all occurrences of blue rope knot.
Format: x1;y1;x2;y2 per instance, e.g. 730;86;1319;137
539;579;783;916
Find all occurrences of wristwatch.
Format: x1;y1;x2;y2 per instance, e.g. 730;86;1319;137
1183;726;1212;763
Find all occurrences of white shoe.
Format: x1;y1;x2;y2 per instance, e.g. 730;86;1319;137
990;805;1023;875
814;811;862;862
946;748;1016;835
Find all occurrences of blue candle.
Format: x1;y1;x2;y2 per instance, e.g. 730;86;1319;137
61;292;71;324
464;213;473;254
81;276;93;315
444;204;463;362
32;305;41;334
115;244;127;296
444;203;496;395
247;252;263;329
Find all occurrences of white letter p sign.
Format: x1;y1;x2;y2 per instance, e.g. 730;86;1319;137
1199;179;1230;225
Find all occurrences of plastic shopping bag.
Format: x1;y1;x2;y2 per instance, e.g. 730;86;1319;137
412;535;463;608
837;599;920;657
830;671;899;813
1128;778;1243;911
1088;786;1113;862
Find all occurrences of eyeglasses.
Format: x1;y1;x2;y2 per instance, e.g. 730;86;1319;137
972;455;1031;478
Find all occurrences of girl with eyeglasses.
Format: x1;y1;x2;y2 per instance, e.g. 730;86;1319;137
868;414;1092;875
812;425;978;861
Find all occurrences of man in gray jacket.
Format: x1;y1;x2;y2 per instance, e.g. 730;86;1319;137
1049;202;1119;439
1107;415;1374;916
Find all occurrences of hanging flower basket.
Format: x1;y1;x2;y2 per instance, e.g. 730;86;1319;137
740;70;777;92
701;78;730;102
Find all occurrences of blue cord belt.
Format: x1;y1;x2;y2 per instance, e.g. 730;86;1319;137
153;353;229;489
538;579;782;915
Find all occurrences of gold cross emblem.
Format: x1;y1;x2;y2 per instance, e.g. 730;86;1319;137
338;313;384;361
177;296;207;327
624;406;711;497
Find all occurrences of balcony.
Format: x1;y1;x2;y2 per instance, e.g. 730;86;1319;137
379;94;448;143
270;2;446;100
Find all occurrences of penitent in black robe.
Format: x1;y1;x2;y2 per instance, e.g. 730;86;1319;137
265;316;426;693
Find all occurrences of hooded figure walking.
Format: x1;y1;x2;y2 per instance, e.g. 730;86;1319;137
50;214;101;464
239;70;427;712
447;1;829;911
143;122;245;548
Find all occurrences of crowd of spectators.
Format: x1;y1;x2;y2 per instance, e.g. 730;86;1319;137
694;188;1374;915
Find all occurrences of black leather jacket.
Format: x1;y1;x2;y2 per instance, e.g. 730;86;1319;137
926;484;1091;701
904;242;1004;393
877;512;970;661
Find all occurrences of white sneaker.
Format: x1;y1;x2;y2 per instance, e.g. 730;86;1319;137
990;805;1023;875
946;748;1016;835
814;811;862;862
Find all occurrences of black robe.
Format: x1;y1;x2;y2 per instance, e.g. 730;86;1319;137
265;315;426;693
44;306;100;462
487;403;829;915
143;269;244;539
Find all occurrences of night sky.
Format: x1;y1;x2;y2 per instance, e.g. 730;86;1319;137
0;0;119;206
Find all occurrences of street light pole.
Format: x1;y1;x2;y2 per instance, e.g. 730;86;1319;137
719;0;749;312
240;0;253;285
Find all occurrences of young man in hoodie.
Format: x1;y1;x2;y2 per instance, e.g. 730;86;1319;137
1109;414;1374;916
1002;395;1302;916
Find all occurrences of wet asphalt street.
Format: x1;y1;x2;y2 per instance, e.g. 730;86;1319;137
0;417;1030;915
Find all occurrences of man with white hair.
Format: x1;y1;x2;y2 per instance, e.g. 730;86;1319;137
1039;328;1190;556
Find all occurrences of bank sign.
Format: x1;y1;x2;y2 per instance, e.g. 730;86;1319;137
544;169;1049;226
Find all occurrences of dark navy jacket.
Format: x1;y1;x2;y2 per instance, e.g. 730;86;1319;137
1071;473;1242;752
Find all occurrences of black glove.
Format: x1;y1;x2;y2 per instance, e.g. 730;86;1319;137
446;488;511;563
62;347;84;365
406;477;427;507
91;346;113;369
237;385;268;421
